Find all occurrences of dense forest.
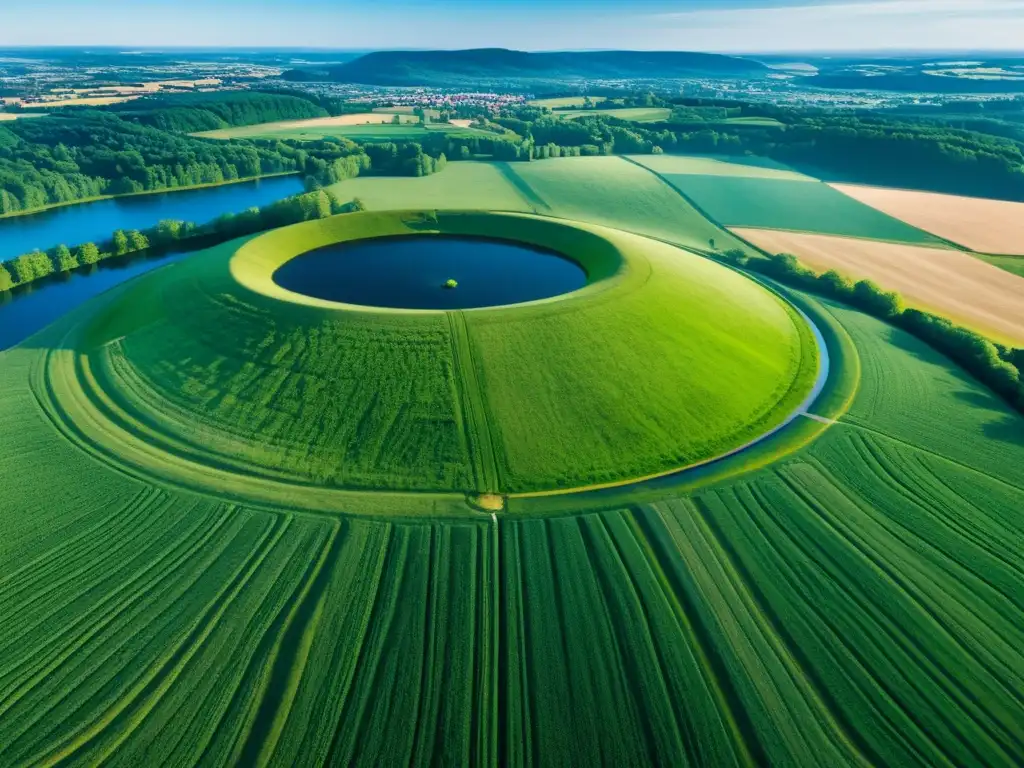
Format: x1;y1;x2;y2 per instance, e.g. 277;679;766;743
6;89;1024;216
106;92;330;133
476;100;1024;200
0;98;448;215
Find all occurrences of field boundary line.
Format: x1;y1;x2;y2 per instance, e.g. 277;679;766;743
448;311;503;493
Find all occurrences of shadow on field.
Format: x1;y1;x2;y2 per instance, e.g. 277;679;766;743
952;390;1024;448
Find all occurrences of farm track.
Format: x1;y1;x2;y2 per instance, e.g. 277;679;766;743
448;311;504;494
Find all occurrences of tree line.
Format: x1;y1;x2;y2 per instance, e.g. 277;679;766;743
0;188;366;293
0;109;449;215
711;248;1024;414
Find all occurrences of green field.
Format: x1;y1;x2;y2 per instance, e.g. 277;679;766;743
37;210;815;497
654;173;947;243
558;107;672;122
528;96;610;109
198;121;489;142
978;252;1024;278
497;156;761;256
328;161;536;212
630;152;816;180
1;154;1022;766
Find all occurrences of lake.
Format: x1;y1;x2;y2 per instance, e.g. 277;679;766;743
0;175;304;262
273;235;589;310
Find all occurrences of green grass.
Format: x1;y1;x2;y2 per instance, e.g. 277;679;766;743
37;209;815;497
558;107;672;122
499;156;761;256
630;152;816;181
654;173;947;243
198;122;488;142
327;161;536;213
0;155;1022;766
528;96;609;109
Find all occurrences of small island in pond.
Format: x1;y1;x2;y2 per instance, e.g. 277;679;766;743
443;278;458;289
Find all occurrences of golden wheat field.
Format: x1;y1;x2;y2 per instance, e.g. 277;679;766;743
733;227;1024;344
831;183;1024;255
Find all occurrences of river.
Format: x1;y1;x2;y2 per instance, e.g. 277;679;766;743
0;175;304;262
0;174;304;349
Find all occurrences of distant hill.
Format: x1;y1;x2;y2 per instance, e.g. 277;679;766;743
283;49;769;85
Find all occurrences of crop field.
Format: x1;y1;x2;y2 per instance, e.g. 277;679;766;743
831;183;1024;255
499;156;760;256
328;161;536;212
2;270;1023;764
735;227;1024;344
629;153;816;181
977;252;1024;278
557;107;672;122
653;173;946;243
528;96;610;108
194;113;421;139
39;211;815;498
0;112;48;121
198;121;488;142
0;155;1022;766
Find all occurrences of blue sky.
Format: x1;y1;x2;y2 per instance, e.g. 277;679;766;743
1;1;1023;52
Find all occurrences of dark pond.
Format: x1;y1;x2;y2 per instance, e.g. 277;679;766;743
272;235;588;310
0;251;193;350
0;175;304;262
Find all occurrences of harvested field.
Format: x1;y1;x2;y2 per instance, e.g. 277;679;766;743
735;227;1024;344
194;113;420;139
831;183;1024;255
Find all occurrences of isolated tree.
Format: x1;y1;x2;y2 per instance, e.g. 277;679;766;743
77;242;101;265
349;197;366;212
708;237;717;250
54;244;77;272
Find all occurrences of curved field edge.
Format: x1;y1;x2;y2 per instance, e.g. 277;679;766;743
507;285;860;517
506;294;822;500
36;212;818;505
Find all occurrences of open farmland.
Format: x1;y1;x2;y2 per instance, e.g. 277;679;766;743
650;172;946;244
735;227;1024;344
0;149;1023;768
528;96;610;108
558;107;672;122
1;267;1022;764
328;161;536;212
197;120;488;142
831;183;1024;255
500;156;760;256
194;113;421;139
629;152;816;181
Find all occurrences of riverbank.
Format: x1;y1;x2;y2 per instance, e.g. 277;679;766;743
0;171;301;221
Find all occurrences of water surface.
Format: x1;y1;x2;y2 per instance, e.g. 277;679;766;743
0;253;190;350
273;235;588;310
0;175;303;262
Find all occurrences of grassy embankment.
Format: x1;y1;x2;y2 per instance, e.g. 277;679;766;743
38;209;815;499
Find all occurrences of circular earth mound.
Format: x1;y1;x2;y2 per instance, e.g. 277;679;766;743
44;210;818;506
